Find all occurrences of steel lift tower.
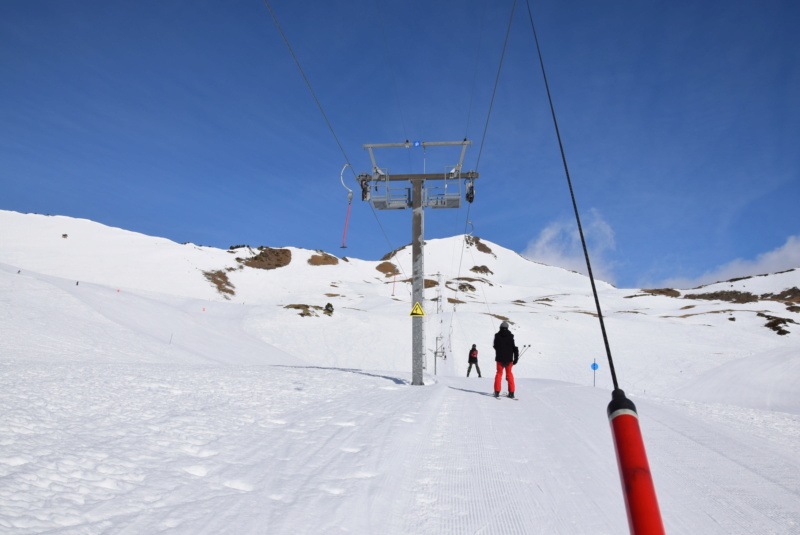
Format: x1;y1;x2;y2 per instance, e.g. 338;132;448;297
358;140;479;385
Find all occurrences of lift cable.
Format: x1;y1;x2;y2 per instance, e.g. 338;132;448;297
263;0;410;271
261;0;355;177
462;0;489;141
452;0;516;314
450;204;472;307
467;236;498;326
375;203;409;282
523;1;620;388
373;0;415;173
474;0;517;172
369;1;414;275
451;212;498;333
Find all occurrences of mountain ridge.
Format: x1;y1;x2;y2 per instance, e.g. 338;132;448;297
5;209;798;297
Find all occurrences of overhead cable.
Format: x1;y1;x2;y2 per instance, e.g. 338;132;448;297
261;0;355;177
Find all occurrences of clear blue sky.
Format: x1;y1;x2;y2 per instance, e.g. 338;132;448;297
2;0;798;288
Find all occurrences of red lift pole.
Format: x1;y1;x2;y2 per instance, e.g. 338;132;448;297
340;164;353;248
608;390;665;534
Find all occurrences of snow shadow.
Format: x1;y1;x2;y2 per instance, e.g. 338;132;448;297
272;365;408;385
448;386;496;397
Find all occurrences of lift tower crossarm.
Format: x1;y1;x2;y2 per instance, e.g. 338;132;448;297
364;140;472;174
365;171;479;182
362;141;472;148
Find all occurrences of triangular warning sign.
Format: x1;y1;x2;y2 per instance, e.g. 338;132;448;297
410;302;425;317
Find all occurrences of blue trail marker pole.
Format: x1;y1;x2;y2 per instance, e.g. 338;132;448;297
591;359;599;387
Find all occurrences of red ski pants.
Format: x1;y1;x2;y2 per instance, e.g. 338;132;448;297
494;362;515;393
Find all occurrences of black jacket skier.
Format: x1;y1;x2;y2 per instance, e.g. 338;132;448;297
493;321;519;397
493;323;518;364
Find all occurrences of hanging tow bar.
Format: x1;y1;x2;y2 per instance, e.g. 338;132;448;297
339;163;353;248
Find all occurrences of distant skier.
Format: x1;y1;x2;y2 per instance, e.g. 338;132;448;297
467;344;481;378
493;321;519;398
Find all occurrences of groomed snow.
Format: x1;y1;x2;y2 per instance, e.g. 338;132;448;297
1;210;799;534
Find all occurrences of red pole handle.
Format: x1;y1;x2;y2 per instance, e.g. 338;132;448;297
608;390;665;535
341;202;352;248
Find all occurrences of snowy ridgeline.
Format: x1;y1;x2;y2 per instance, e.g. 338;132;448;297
1;210;799;534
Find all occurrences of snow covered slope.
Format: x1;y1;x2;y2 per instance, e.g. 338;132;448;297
3;210;796;406
1;209;799;534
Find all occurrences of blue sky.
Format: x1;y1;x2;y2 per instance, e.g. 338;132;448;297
2;0;798;289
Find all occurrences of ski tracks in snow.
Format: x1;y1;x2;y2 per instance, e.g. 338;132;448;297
381;378;629;535
389;380;538;534
638;396;800;533
0;363;442;534
2;364;800;533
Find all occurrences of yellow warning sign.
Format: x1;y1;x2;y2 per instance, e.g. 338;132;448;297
410;302;425;317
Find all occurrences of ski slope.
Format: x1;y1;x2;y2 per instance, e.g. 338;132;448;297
1;210;799;534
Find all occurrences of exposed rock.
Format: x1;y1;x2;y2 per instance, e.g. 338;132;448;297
761;287;800;304
376;261;399;277
470;265;493;275
308;251;339;266
240;247;292;270
203;269;236;299
684;291;758;304
457;282;476;292
452;276;492;288
397;277;438;288
466;235;494;256
380;245;408;261
757;313;796;335
284;304;323;317
643;288;681;297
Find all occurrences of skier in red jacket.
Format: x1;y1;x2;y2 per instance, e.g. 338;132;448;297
467;344;481;377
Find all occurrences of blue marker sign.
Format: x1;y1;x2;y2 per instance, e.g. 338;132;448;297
413;140;421;147
591;362;599;370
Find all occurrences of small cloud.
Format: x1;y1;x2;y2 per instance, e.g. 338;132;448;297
659;235;800;289
522;210;618;284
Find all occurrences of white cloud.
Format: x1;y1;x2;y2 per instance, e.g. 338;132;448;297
522;210;618;284
658;235;800;289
